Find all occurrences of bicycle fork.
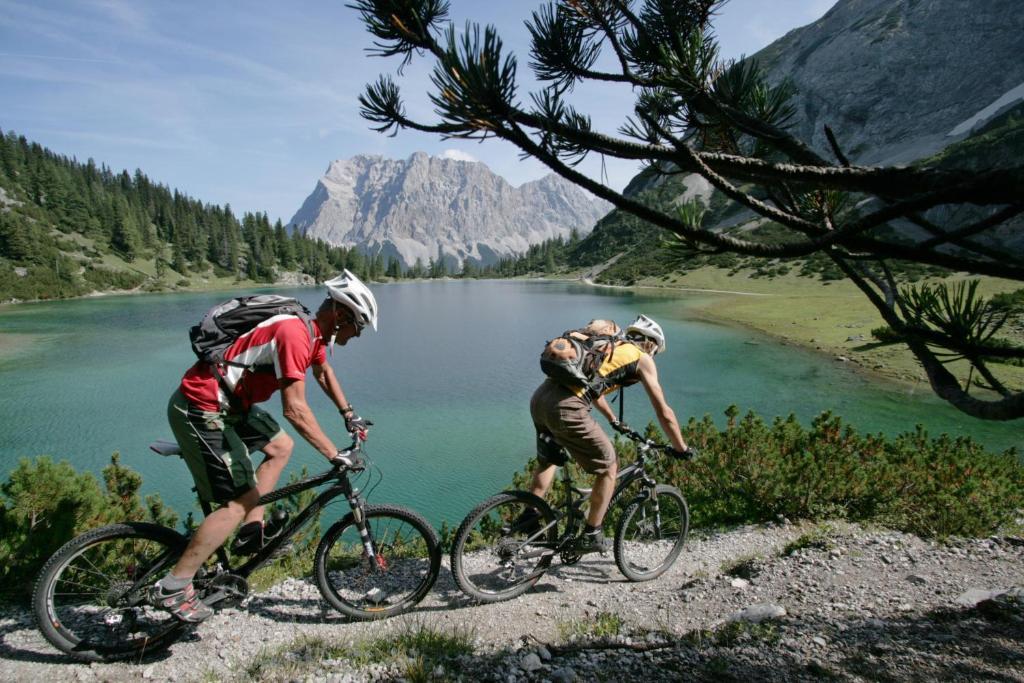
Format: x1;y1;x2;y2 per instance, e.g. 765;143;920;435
350;503;388;572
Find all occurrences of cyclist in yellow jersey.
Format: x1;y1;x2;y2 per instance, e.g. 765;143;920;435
527;316;693;554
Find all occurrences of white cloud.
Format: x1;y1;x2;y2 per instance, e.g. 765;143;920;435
439;148;478;163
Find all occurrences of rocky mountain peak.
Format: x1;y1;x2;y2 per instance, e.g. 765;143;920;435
290;152;608;268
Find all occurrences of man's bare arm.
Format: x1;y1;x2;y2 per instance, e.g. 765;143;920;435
594;395;618;424
312;362;351;412
637;355;689;451
280;377;339;460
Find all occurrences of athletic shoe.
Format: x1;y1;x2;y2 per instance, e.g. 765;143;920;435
571;530;609;555
232;516;293;557
230;521;265;556
504;509;542;537
147;582;213;623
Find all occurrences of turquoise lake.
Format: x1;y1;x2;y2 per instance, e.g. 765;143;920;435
0;280;1020;528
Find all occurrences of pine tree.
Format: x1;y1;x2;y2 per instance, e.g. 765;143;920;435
0;213;35;262
110;197;141;262
352;0;1024;420
386;256;402;279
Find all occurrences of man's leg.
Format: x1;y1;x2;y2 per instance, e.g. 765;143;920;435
547;395;617;551
529;462;557;499
586;459;618;527
171;488;259;578
161;392;261;620
243;432;294;527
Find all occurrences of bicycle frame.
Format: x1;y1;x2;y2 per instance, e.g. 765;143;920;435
198;464;363;578
544;444;660;546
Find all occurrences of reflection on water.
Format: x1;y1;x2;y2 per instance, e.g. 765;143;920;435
0;281;1020;527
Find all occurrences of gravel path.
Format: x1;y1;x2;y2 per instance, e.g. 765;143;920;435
1;520;1021;681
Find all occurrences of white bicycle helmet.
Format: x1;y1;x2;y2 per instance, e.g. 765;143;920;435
324;270;378;331
626;314;666;355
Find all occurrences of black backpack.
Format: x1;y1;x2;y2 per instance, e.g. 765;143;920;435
189;295;314;369
539;328;622;396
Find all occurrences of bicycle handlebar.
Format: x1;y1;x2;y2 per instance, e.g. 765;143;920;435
621;429;696;461
332;429;370;471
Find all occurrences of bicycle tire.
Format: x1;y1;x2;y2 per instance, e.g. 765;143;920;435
613;484;689;582
33;522;188;662
314;504;441;620
450;491;558;603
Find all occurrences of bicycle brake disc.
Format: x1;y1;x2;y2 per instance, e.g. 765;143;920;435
205;574;250;609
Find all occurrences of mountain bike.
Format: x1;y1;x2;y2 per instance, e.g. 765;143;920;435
450;429;691;603
33;432;442;662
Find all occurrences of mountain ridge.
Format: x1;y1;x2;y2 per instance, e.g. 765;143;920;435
560;0;1024;282
289;151;610;268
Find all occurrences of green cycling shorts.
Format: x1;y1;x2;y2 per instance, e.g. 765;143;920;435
167;389;284;504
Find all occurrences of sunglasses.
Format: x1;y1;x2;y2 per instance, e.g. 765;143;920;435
347;314;365;333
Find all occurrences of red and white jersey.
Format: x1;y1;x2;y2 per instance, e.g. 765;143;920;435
180;315;327;412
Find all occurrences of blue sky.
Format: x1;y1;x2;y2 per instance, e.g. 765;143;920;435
0;0;834;224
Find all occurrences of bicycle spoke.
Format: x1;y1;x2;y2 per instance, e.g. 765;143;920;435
614;486;688;582
35;526;185;662
316;506;439;620
452;495;556;603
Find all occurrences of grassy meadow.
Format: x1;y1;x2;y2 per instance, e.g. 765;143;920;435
628;267;1024;395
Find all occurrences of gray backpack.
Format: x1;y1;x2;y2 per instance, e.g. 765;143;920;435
540;328;622;396
189;295;313;369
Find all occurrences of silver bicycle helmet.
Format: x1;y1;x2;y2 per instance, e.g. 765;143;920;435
626;314;666;355
324;270;378;331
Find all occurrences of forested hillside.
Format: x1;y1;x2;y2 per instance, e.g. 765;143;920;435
0;129;383;302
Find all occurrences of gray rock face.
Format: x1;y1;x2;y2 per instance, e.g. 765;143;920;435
289;152;609;267
755;0;1024;165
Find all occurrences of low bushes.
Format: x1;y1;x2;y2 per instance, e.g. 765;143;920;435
0;454;177;600
518;407;1023;540
637;406;1023;539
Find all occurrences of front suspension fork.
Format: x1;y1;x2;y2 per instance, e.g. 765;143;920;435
349;498;388;571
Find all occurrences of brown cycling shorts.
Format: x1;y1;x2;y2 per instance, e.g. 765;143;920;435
529;379;616;474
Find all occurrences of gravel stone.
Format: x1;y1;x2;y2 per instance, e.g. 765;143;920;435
7;521;1023;682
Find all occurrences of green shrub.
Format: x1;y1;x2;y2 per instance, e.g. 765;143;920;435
669;409;1023;538
82;266;145;290
512;407;1024;540
0;454;177;601
871;325;902;344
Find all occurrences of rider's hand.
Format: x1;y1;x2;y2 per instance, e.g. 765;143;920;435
344;411;369;434
668;446;698;461
332;449;365;471
610;419;633;436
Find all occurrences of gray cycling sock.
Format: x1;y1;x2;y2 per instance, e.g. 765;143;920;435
158;572;191;592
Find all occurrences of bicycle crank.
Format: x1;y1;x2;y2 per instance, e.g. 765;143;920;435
203;574;250;609
560;549;582;565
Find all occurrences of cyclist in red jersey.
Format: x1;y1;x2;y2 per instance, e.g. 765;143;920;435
150;271;378;622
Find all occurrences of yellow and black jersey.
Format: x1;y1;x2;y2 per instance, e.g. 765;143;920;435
573;341;646;399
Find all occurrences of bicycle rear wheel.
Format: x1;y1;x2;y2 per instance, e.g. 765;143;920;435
33;523;188;662
613;485;689;582
314;504;441;620
450;492;558;603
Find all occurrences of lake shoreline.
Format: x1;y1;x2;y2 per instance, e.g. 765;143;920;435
0;273;932;392
567;271;1022;403
557;274;922;392
2;273;1017;403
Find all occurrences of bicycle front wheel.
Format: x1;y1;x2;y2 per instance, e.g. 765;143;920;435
450;492;558;603
613;485;689;582
33;522;188;662
314;504;441;620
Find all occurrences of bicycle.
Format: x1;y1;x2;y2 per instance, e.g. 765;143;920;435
33;432;442;662
450;428;691;603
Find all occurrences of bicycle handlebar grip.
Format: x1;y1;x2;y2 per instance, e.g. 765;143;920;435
668;446;698;461
332;449;366;472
